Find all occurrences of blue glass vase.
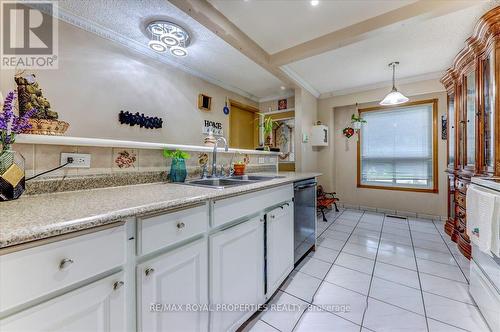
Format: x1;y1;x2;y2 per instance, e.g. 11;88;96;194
169;158;187;182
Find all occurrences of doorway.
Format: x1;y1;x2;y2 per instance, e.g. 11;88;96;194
229;100;260;149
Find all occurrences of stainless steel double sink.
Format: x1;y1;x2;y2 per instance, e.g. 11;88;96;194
184;175;284;189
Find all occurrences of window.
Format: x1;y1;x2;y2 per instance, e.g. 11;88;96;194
357;99;438;193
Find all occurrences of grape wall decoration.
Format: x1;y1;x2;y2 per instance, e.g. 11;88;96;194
118;110;163;129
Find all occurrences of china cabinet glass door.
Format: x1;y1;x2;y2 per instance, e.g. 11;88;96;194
483;52;495;172
448;94;455;168
465;71;476;167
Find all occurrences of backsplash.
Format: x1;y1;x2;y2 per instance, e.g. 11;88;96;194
14;143;278;194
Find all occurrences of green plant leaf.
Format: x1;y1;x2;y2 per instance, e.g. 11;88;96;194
163;149;191;160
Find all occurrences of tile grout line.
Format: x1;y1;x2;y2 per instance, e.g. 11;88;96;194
290;210;367;331
430;220;470;283
358;213;386;331
406;219;430;332
331;246;470;285
253;209;346;332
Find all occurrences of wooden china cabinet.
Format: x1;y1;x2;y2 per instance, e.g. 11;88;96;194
441;7;500;259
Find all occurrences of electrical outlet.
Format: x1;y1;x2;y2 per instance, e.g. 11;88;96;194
258;157;265;164
60;153;91;168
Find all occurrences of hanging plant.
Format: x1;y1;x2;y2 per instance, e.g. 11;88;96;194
351;114;367;130
342;127;355;138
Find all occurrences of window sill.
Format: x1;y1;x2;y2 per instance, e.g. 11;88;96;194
357;184;439;194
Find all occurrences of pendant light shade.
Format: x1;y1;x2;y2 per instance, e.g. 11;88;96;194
380;62;408;105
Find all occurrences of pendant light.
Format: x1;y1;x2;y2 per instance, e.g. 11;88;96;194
380;62;409;105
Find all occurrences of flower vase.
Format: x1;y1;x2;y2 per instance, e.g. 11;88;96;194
169;158;187;182
0;149;26;201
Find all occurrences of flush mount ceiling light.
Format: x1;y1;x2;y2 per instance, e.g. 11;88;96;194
146;21;190;57
310;0;319;6
380;62;409;105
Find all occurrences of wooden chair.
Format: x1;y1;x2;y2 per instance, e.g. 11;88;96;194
317;185;339;222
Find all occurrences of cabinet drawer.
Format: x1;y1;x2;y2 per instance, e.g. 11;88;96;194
0;226;125;312
212;184;293;228
455;206;466;220
455;178;468;194
138;204;208;256
455;191;466;209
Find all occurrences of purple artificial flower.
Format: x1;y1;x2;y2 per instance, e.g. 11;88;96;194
1;91;36;151
11;108;36;133
0;91;15;131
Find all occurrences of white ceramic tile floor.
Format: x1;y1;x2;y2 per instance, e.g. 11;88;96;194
244;209;491;332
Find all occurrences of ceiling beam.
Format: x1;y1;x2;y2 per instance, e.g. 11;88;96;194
168;0;294;86
270;0;483;66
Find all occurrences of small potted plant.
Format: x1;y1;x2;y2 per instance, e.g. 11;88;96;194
232;153;250;176
351;114;366;130
163;149;191;182
257;113;275;151
233;161;246;176
0;91;36;201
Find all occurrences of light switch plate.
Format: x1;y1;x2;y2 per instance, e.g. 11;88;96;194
61;153;91;168
302;133;309;143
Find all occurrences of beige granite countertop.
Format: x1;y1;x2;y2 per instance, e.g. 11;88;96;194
0;172;320;249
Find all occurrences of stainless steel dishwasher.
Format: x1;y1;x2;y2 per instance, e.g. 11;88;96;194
294;178;317;264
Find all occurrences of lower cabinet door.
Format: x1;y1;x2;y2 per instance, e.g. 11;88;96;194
0;272;126;332
210;216;265;332
138;238;208;332
267;201;294;295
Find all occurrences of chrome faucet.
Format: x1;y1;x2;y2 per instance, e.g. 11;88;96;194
212;137;228;177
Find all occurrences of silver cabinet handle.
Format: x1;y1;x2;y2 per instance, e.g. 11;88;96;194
113;281;124;291
145;268;155;276
294;183;316;191
280;202;290;209
59;258;74;270
176;222;185;230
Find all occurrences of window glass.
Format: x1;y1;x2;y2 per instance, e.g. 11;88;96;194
466;71;476;166
360;102;435;190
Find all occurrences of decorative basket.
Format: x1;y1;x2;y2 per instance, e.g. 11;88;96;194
24;118;70;136
0;150;26;201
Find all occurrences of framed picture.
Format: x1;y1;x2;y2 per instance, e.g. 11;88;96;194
198;94;212;111
278;98;287;110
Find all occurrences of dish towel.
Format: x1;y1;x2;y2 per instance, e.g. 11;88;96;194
466;184;500;256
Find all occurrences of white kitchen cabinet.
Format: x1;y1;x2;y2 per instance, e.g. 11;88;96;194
137;238;208;332
266;201;294;296
210;216;265;332
0;272;126;332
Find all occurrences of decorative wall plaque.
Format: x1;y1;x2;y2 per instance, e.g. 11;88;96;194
118;111;163;129
202;120;223;136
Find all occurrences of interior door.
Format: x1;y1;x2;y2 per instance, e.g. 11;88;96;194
266;201;294;296
0;272;126;332
229;105;258;149
210;217;264;332
138;239;208;332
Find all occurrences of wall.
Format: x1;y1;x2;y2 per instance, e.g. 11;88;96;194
294;87;319;172
0;19;257;145
318;81;448;217
259;96;295;113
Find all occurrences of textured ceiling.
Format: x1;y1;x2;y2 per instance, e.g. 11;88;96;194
285;2;495;96
208;0;416;54
55;0;287;100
